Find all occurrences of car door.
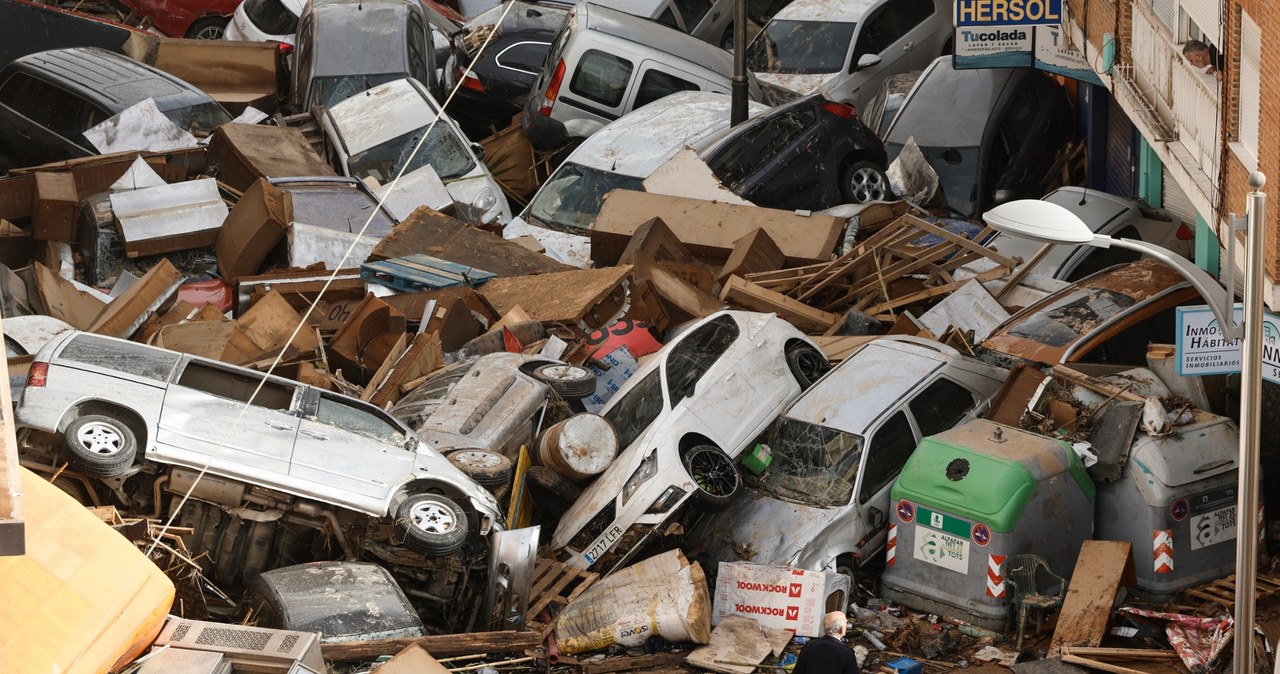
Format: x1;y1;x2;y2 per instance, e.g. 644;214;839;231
626;64;701;111
831;0;937;109
664;315;764;450
849;376;981;560
673;0;725;44
706;105;824;209
156;358;302;477
291;390;416;505
0;73;95;167
562;48;635;125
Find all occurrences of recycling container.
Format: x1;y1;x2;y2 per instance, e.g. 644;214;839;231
1096;411;1256;599
880;419;1095;631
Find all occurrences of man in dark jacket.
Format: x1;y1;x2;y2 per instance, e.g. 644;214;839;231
794;611;859;674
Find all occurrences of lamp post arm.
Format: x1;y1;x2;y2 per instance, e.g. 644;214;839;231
1104;237;1240;341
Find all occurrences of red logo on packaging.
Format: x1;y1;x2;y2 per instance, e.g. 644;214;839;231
788;583;802;598
786;606;799;621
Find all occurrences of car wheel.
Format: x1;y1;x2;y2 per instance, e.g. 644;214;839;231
447;449;513;489
525;465;581;503
187;16;229;40
532;364;597;400
842;160;892;204
682;445;740;512
785;342;831;389
395;493;470;556
63;414;137;478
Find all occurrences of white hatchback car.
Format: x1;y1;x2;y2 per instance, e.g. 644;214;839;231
224;0;306;46
320;77;511;225
551;310;830;572
745;0;951;112
687;337;1007;575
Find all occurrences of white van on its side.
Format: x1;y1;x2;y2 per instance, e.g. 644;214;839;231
521;0;767;151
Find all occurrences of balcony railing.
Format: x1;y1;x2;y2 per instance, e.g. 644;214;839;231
1125;0;1220;179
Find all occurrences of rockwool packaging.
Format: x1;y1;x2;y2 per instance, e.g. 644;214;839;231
712;562;851;637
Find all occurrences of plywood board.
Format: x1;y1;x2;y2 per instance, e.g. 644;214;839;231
720;275;837;334
88;258;182;339
480;266;633;325
371;206;569;277
32;262;107;330
1050;541;1136;657
236;289;319;354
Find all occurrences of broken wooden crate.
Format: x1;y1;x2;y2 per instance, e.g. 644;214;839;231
361;254;496;292
526;557;598;626
742;214;1019;320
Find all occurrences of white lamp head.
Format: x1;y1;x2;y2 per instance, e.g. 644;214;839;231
983;199;1097;245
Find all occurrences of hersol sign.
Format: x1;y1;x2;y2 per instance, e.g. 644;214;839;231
955;0;1063;26
1175;304;1280;383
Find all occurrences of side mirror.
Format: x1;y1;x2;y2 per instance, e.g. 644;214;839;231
867;505;885;529
855;53;882;71
472;142;486;160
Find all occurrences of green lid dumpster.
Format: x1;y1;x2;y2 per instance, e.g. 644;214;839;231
880;420;1095;631
1096;411;1253;600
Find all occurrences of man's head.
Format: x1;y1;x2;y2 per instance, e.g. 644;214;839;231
1183;40;1211;68
822;611;847;638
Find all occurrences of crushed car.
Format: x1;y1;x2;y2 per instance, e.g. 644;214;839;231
688;336;1006;576
551;310;830;573
15;331;511;628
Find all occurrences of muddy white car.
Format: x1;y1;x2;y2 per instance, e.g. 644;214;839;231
15;331;506;606
687;337;1006;576
551;310;829;572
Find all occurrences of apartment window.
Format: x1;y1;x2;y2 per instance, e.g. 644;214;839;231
1238;10;1260;165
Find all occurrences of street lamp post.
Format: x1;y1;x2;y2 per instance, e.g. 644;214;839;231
983;173;1267;671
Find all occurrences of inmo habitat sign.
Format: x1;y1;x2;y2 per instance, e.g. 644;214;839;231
1175;304;1280;383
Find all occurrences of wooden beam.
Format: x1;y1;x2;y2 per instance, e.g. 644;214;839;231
582;653;689;674
0;310;24;555
320;630;543;663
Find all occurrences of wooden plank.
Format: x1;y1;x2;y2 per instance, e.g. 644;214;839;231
582;653;689;674
1052;366;1147;403
480;266;633;326
0;311;23;555
1050;540;1136;657
720;275;838;334
320;630;543;663
898;214;1019;269
861;265;1011;317
995;243;1054;301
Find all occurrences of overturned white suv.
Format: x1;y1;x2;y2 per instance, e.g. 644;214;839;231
16;331;508;620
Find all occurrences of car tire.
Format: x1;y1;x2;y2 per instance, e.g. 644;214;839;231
681;444;740;512
525;465;581;503
532;364;597;400
447;449;513;488
187;16;229;40
395;493;470;556
842;160;893;204
63;414;137;478
785;342;831;389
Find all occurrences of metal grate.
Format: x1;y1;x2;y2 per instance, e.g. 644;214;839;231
278;633;300;654
194;626;272;652
567;501;617;552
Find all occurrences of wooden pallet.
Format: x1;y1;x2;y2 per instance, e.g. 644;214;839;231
526;557;599;624
1185;573;1280;610
361;254;496;292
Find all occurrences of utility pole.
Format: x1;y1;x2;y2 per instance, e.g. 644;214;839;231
730;0;747;126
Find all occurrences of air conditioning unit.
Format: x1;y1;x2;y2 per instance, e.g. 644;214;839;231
152;617;326;673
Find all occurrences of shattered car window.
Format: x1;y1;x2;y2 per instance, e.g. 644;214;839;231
664;314;740;404
160;101;232;137
348;122;477;183
526;163;645;232
60;333;181;382
746;20;856;74
1007;288;1138;348
389;363;471;429
317;395;407;445
604;370;665;450
754;417;860;507
311;73;402;110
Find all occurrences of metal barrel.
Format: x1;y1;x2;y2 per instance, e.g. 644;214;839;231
536;414;618;481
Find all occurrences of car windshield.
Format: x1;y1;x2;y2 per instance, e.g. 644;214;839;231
1006;288;1139;347
311;73;404;110
752;417;862;507
886;142;980;217
347;123;477;183
746;20;855;74
603;370;665;451
526;162;645;232
245;0;300;35
160;101;232;137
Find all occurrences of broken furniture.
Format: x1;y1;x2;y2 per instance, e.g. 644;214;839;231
1003;554;1067;650
206;124;337;193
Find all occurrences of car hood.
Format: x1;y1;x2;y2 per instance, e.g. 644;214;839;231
693;488;842;566
754;72;832;97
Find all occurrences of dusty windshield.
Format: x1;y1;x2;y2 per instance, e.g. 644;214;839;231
746;20;855;74
526;163;644;232
348;123;476;183
603;369;665;450
1007;288;1138;347
753;417;862;507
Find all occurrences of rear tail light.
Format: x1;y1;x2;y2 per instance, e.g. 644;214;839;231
821;100;857;119
276;41;293;56
539;59;566;117
26;361;48;388
1176;221;1196;241
458;67;485;93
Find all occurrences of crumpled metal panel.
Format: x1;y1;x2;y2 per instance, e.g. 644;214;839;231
110;178;228;257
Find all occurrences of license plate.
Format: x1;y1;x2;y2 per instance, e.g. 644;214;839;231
583;524;623;565
1190;505;1236;550
913;527;969;573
